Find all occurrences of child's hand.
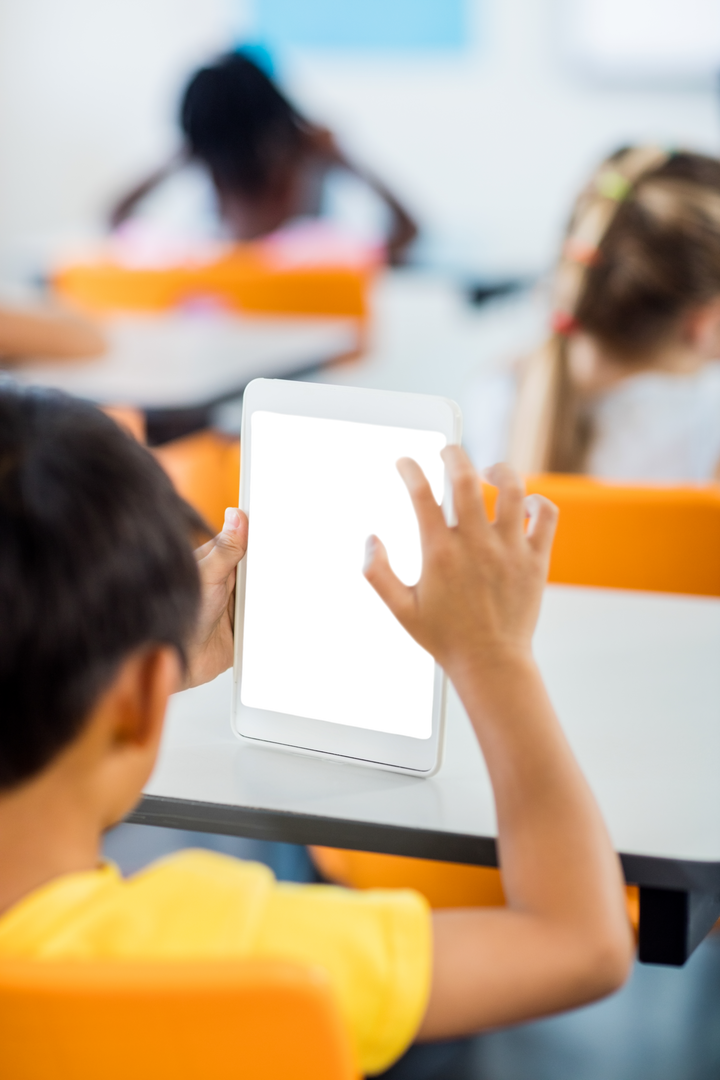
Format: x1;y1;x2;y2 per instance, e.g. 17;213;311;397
183;508;248;689
363;448;557;683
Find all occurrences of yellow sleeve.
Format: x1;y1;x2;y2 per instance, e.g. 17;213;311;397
250;882;432;1076
0;849;432;1075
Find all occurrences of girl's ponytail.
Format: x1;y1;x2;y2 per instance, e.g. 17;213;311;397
508;147;669;473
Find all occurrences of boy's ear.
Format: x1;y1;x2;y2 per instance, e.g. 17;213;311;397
109;645;180;751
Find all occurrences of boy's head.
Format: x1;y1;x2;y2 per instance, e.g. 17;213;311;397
0;385;200;792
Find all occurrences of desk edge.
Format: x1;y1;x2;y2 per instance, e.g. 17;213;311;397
128;795;720;890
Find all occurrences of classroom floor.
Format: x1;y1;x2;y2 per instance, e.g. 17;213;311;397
104;825;720;1080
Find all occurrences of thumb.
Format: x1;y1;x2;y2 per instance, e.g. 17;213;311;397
363;535;414;628
199;508;248;584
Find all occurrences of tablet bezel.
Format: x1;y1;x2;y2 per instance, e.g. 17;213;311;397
231;378;462;775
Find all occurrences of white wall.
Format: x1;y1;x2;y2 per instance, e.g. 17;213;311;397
0;0;239;274
0;0;718;279
281;0;720;274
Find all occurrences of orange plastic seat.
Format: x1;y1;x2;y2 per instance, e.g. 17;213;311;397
518;474;720;596
153;429;240;535
53;242;374;320
315;475;720;927
311;848;506;908
0;958;357;1080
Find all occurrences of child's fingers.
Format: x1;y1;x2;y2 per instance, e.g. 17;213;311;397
524;494;559;557
397;457;446;548
363;535;415;626
483;463;526;541
442;445;488;530
197;508;249;583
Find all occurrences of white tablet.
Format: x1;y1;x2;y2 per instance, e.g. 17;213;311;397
232;379;462;775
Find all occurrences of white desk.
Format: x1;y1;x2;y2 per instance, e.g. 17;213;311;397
7;272;541;437
131;585;720;965
9;311;360;410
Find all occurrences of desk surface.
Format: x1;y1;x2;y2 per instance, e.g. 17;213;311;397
7;272;542;417
133;585;720;893
10;312;359;409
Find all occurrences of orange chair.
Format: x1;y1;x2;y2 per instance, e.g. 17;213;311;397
314;475;720;927
311;847;506;908
519;474;720;596
53;243;374;320
0;958;357;1080
153;429;240;535
96;411;238;537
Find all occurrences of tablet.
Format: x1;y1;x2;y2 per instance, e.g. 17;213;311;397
232;378;462;775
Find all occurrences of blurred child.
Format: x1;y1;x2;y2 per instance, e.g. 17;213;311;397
110;52;418;266
0;301;105;363
466;147;720;479
0;387;632;1076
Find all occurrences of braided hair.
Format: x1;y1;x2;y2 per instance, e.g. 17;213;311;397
180;52;310;199
508;147;720;472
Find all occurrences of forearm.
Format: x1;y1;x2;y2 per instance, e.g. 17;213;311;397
338;156;418;262
416;651;632;1040
451;649;628;939
0;307;106;361
367;175;417;262
109;155;183;228
365;453;634;1037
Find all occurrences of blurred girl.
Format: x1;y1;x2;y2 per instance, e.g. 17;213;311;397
110;52;418;265
466;147;720;479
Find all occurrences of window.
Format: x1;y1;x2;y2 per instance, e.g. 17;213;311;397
252;0;468;51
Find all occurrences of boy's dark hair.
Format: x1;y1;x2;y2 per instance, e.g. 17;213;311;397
180;52;307;199
0;386;201;790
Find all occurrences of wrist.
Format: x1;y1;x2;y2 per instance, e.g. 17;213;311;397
443;642;537;702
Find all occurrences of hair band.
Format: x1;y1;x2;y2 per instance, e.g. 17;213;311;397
595;170;631;202
563;239;600;267
551;311;580;336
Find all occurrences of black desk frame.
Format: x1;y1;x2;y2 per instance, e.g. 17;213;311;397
129;794;720;968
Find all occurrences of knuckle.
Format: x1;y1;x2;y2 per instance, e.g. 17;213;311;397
526;493;558;521
492;461;523;487
454;469;478;498
538;497;559;523
414;480;434;502
534;492;557;511
503;475;526;500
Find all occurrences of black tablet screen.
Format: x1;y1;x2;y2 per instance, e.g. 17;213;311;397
245;410;442;734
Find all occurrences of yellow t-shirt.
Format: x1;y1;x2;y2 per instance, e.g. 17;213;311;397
0;850;431;1076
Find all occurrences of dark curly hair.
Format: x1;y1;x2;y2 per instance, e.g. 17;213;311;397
180;52;308;199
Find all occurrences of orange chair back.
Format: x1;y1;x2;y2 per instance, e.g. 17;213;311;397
0;958;357;1080
53;244;374;320
153;430;240;535
310;847;506;908
504;475;720;596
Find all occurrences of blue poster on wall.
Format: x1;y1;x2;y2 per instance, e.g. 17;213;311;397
253;0;468;51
